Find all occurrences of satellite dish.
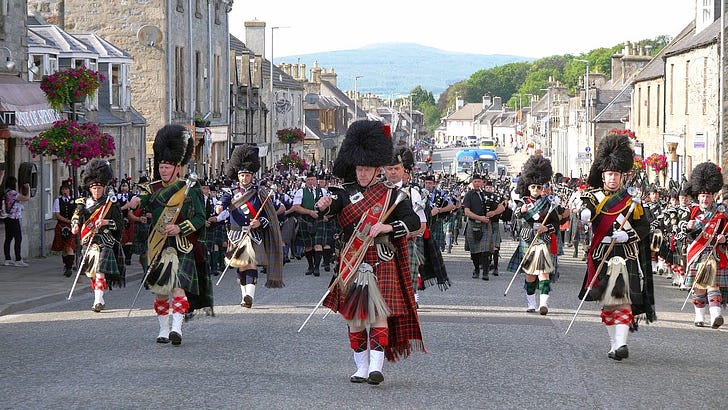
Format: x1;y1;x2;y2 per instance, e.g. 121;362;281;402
304;93;319;104
137;25;163;47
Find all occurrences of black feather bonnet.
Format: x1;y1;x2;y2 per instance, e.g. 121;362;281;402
517;154;553;197
388;146;415;170
690;162;723;197
153;124;193;180
227;144;260;178
83;159;113;188
586;134;634;189
332;120;393;182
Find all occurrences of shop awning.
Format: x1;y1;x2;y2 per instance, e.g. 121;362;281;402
0;76;59;138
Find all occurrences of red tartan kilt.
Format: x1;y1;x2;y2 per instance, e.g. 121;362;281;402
121;220;135;244
51;222;76;252
323;245;413;317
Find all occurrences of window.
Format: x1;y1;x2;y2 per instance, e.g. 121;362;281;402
176;0;184;12
637;87;641;126
213;53;221;115
703;57;708;115
42;159;55;221
214;1;220;25
669;64;674;115
195;0;202;18
685;60;690;115
646;86;650;127
195;51;202;114
28;54;44;82
174;46;186;113
656;84;661;127
111;63;121;108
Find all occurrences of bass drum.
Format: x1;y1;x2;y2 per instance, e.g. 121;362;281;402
650;229;663;252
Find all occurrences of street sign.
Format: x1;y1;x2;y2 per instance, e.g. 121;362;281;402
0;111;16;126
584;146;591;152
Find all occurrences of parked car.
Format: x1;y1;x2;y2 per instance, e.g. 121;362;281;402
467;135;479;147
480;138;496;149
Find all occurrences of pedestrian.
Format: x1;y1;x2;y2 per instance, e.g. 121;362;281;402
127;124;211;345
578;134;653;361
423;175;455;252
3;176;31;267
463;175;504;280
681;162;725;329
291;171;328;276
315;120;424;385
216;144;284;308
127;174;151;274
116;178;135;266
507;155;559;314
51;179;76;276
70;159;124;312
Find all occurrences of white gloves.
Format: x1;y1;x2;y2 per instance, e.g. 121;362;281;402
602;230;629;243
613;230;629;243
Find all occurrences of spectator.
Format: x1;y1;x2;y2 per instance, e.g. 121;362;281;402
3;176;31;267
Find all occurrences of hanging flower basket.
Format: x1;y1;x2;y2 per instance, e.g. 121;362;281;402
633;155;645;171
276;127;306;145
40;66;105;111
606;128;639;143
25;120;116;168
278;152;308;171
644;153;668;172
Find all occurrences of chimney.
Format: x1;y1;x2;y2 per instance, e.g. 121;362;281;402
492;96;502;110
482;94;492;107
321;67;337;87
311;61;322;83
244;20;266;57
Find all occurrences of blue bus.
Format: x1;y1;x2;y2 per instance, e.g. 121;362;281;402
473;149;498;177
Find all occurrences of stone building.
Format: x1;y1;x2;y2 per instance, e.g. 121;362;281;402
30;0;235;172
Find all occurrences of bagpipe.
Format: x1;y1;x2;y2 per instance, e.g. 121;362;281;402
503;194;562;297
565;186;641;335
298;188;410;332
67;187;117;300
127;172;199;317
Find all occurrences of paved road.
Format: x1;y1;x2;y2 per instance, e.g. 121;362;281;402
1;231;725;409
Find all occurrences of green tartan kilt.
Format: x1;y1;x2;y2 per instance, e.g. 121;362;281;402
82;244;124;286
132;221;150;255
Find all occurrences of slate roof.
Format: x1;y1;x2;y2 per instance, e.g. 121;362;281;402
230;34;302;90
664;19;720;58
632;22;694;83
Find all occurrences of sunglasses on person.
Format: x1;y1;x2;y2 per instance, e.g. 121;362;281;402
528;184;544;190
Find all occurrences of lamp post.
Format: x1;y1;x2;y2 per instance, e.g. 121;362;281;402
354;75;363;121
269;25;290;170
575;59;590;158
539;88;551;157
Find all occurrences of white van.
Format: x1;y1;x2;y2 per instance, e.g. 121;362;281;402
467;135;478;147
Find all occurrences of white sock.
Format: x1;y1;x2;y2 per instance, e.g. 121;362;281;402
171;312;184;335
245;284;256;300
606;325;616;353
352;350;369;379
157;315;170;338
369;350;385;373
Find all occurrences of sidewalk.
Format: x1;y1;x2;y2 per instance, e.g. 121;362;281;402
0;255;144;316
496;146;530;174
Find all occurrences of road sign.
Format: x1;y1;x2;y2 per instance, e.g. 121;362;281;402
584;146;591;152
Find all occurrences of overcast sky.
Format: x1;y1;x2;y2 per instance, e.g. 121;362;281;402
229;0;696;59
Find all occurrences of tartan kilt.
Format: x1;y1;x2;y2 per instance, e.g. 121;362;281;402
297;217;326;247
324;244;414;317
121;220;134;245
132;221;150;255
81;243;123;286
430;218;445;248
685;261;728;287
51;222;76;252
280;217;298;246
465;221;497;254
506;239;529;272
211;223;227;244
321;218;338;247
408;236;424;283
155;236;213;309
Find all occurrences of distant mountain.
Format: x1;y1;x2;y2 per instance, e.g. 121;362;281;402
275;43;533;98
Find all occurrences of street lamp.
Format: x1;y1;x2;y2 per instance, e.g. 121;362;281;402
575;59;590;154
0;46;16;71
539;88;551;157
354;75;363;121
270;25;290;169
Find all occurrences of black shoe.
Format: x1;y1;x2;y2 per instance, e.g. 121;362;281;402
350;375;367;383
482;274;489;281
491;269;499;277
63;267;72;277
156;336;170;344
539;306;548;315
169;331;182;346
305;268;313;276
526;308;536;313
125;258;132;266
283;258;290;265
313;268;320;277
607;350;622;361
243;295;253;308
367;371;384;385
711;316;724;329
92;303;104;313
472;270;479;279
614;345;628;360
323;264;331;272
695;321;705;327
